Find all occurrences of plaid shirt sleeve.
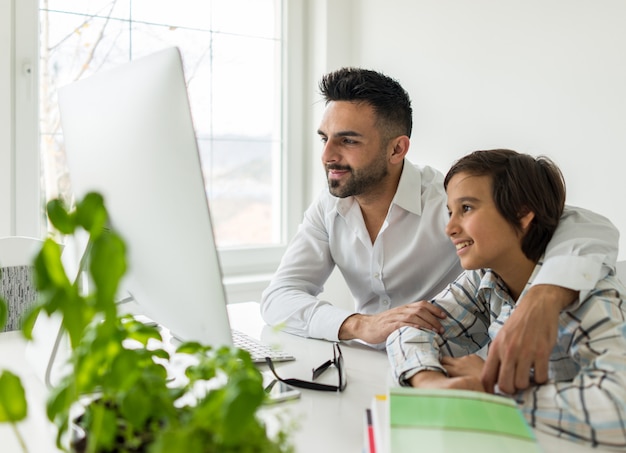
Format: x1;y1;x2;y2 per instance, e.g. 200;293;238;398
386;269;492;385
514;275;626;448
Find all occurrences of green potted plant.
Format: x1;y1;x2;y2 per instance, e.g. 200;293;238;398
0;192;293;453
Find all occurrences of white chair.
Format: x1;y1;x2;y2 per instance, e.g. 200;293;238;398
0;236;44;332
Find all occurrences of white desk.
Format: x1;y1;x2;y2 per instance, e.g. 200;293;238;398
228;303;612;453
0;302;613;453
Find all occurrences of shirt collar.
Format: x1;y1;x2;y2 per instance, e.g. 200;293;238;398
392;160;423;216
477;259;544;298
334;159;423;217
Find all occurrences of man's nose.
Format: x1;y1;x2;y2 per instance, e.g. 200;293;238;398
321;140;338;163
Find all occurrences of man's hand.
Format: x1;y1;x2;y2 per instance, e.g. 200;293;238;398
409;370;486;392
481;285;577;394
338;301;446;344
442;354;484;381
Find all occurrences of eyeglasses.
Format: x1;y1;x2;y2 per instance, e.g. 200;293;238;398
265;342;346;392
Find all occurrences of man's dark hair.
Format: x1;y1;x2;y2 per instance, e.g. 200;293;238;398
319;67;413;139
444;149;566;262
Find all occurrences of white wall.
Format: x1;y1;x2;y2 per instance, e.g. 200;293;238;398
344;0;626;258
302;0;357;308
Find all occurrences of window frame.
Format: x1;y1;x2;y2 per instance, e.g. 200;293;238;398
0;0;13;236
8;0;306;302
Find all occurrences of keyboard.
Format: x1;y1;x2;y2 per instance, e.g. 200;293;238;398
232;329;295;364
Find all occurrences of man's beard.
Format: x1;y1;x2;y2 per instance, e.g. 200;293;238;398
326;155;389;198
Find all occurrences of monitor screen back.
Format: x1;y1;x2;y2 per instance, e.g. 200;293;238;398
57;47;233;347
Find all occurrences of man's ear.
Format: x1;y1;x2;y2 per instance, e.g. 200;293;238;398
389;135;410;164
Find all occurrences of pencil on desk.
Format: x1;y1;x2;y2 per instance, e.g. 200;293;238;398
365;408;376;453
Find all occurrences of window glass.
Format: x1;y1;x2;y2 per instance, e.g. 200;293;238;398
39;0;283;248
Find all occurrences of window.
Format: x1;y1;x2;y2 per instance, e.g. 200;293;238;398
9;0;306;301
40;0;283;248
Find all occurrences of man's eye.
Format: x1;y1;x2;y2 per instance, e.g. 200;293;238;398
319;136;328;144
343;138;356;145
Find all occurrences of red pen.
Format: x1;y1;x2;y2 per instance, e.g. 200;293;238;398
366;408;376;453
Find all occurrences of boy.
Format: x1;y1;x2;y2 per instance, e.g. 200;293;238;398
387;149;626;447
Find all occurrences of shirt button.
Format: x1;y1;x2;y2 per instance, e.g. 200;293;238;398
382;299;389;306
374;273;380;279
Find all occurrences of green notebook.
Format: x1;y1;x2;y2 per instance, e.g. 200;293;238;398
389;387;540;453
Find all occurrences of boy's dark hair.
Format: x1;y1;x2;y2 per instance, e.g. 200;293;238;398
318;67;413;140
444;149;566;262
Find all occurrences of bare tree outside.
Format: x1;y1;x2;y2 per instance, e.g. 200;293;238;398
39;0;283;247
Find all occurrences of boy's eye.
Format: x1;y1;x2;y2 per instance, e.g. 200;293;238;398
462;204;472;213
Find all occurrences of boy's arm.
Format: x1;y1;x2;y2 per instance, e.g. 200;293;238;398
482;206;619;394
387;271;490;385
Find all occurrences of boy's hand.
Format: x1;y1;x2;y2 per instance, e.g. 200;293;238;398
409;370;486;393
442;354;484;380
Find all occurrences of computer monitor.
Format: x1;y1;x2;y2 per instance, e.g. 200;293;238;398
56;47;233;347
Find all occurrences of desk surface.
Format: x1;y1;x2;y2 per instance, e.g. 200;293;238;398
0;302;610;453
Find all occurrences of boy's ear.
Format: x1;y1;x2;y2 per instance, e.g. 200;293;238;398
519;209;535;231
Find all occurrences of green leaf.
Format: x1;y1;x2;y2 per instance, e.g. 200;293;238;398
62;298;90;349
151;426;211;453
21;304;42;340
90;232;127;306
33;239;70;292
0;371;28;422
84;401;118;451
176;341;205;355
120;384;153;428
222;374;265;441
46;381;73;449
107;349;142;390
123;320;163;346
75;192;108;234
46;198;75;234
46;377;77;431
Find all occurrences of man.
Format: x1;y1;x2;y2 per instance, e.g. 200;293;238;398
260;67;618;394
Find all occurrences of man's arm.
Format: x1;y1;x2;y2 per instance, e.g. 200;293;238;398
260;200;351;341
338;302;446;344
533;206;619;293
482;206;619;394
482;284;575;394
